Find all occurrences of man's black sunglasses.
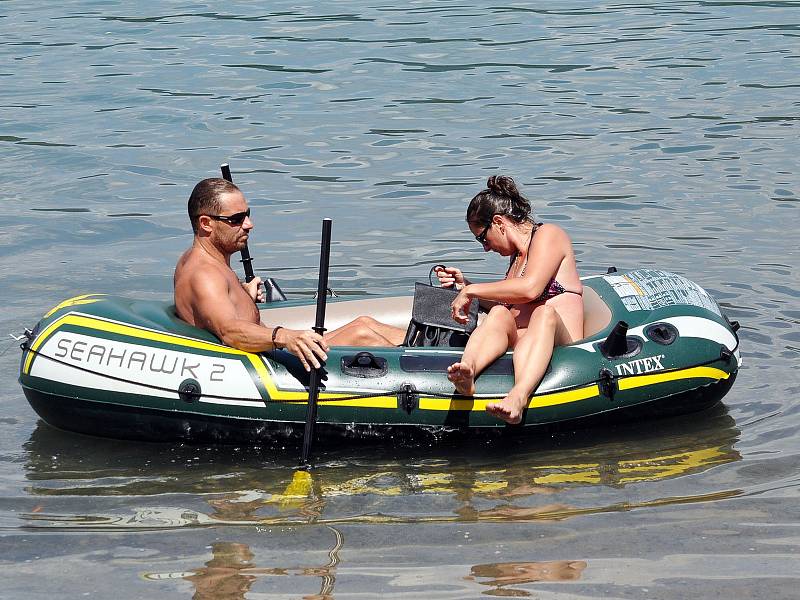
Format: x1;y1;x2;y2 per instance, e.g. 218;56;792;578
207;209;250;226
475;220;492;245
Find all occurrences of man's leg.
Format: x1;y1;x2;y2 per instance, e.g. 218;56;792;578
325;316;405;347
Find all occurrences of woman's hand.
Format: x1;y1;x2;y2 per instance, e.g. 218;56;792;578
435;266;465;290
451;288;474;324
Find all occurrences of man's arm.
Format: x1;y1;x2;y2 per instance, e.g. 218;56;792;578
188;272;328;371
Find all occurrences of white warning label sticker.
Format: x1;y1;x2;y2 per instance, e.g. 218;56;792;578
605;269;721;315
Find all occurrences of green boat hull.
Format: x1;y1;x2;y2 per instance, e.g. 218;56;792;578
19;269;740;443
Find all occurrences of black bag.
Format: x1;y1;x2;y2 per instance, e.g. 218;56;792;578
403;281;479;347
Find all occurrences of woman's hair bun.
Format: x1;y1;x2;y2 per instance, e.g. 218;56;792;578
486;175;519;199
467;174;532;226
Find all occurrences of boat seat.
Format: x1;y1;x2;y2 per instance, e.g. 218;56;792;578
155;286;608;347
580;287;612;340
259;296;415;333
260;288;611;344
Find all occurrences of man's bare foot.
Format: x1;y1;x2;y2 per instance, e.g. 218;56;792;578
447;361;476;396
486;391;529;424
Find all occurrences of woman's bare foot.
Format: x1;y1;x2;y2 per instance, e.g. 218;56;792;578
486;390;529;424
447;361;476;396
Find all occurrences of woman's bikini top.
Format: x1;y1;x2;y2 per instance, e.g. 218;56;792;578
501;223;582;307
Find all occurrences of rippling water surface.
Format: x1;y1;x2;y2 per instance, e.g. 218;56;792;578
1;1;798;598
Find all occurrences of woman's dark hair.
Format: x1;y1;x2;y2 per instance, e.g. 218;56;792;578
466;175;533;227
188;178;240;233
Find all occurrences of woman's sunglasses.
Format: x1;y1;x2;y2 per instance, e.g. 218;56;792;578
475;221;492;245
207;208;251;226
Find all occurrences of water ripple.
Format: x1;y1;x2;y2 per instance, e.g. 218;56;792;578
1;1;799;593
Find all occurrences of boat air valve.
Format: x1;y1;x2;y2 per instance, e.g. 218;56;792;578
397;382;419;414
178;378;201;403
599;321;641;359
645;322;679;345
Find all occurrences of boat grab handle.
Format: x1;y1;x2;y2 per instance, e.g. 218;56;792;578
341;352;389;378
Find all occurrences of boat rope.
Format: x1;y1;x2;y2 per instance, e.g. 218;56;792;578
20;329;739;407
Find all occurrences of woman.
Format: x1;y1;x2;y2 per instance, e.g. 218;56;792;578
438;175;584;424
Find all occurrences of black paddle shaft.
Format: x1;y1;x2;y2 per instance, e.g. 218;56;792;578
219;163;256;283
301;218;333;465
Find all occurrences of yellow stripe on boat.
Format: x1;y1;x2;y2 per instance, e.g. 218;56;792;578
43;294;106;318
617;366;729;391
24;311;250;375
420;383;601;411
23;312;397;407
24;312;732;413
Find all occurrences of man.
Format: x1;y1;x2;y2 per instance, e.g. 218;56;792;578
174;178;405;371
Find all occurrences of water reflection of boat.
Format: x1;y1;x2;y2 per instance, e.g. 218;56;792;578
21;405;741;529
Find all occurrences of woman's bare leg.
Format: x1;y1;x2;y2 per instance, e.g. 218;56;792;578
486;305;573;424
448;306;517;396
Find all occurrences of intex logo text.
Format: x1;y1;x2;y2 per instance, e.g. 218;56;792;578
615;354;665;376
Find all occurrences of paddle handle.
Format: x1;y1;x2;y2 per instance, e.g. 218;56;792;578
220;163;256;283
301;218;333;465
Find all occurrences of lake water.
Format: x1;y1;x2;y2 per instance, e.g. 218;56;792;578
1;1;799;598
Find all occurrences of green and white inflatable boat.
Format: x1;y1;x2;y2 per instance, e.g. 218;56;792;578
18;268;740;443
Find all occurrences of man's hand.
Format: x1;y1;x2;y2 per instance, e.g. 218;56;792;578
275;328;329;372
242;277;265;303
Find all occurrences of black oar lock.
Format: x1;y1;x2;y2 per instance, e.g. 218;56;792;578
597;321;643;402
599;321;641;359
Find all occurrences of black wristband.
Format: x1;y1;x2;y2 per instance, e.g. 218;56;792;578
271;326;283;349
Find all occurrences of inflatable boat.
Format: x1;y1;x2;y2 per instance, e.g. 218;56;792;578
18;268;740;443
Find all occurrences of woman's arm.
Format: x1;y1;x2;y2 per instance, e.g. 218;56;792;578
434;266;470;290
436;265;496;312
451;225;571;321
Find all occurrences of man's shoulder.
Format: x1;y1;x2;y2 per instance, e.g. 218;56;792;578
174;251;231;325
175;249;234;294
178;247;230;274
